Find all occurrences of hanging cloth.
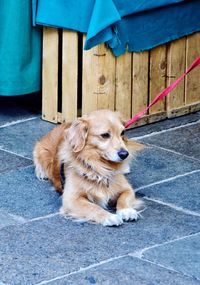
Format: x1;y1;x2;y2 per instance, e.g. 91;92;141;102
0;0;42;96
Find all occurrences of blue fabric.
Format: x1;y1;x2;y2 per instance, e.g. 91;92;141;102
33;0;200;56
0;0;42;96
111;1;200;55
113;0;186;16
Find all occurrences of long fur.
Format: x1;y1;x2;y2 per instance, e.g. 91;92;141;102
33;110;144;226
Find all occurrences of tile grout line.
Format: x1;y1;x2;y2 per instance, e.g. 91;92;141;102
35;232;200;285
7;213;27;223
134;169;200;217
130;233;200;281
35;254;127;285
140;143;200;163
135;256;187;277
28;212;60;223
135;256;200;282
26;213;83;224
130;119;200;140
0;164;35;176
0;147;33;161
143;197;200;217
0;116;39;129
135;168;200;193
129;232;200;259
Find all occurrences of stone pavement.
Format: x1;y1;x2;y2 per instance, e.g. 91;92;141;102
0;95;200;285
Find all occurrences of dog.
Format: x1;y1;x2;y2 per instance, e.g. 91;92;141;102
33;109;143;226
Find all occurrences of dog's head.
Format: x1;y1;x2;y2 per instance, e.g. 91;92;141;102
65;109;142;164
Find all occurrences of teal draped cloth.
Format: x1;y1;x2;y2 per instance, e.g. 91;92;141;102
34;0;200;56
0;0;42;96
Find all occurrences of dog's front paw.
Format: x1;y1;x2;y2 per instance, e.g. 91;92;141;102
117;208;139;221
102;214;123;227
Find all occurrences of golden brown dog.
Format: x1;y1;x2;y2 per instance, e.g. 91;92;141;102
33;110;143;226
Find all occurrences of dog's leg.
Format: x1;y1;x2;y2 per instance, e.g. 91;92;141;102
60;196;123;226
116;189;142;222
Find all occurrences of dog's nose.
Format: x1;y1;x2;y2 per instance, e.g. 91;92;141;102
118;149;129;160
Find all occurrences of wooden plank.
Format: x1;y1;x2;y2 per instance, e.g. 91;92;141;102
62;30;78;122
115;52;132;120
132;51;149;118
96;44;115;110
42;27;59;123
82;39;115;114
168;102;200;118
167;37;186;113
185;33;200;105
149;45;167;114
82;35;98;114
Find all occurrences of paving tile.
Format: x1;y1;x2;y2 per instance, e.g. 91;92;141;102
0;210;25;230
46;256;200;285
128;146;200;189
138;171;200;213
143;233;200;281
0;96;39;127
139;122;200;159
0;166;61;219
0;149;32;174
126;111;200;139
0;118;55;159
0;201;199;284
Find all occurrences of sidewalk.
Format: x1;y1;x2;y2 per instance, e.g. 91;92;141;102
0;96;200;285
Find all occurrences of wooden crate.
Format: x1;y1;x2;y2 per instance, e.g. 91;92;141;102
42;28;200;127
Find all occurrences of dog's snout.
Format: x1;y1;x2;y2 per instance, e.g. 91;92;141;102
118;149;129;160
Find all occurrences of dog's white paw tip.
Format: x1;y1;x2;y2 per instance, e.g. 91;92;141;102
102;214;123;227
117;208;139;221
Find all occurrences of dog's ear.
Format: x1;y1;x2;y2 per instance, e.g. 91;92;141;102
66;119;88;153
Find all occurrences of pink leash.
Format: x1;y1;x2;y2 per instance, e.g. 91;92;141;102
125;56;200;129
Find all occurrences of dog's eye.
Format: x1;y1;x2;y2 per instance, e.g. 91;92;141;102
121;130;125;136
100;133;110;139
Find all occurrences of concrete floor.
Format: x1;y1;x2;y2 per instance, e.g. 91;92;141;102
0;95;200;285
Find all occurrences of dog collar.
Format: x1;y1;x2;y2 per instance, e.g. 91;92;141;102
82;172;110;187
77;160;110;187
60;163;66;189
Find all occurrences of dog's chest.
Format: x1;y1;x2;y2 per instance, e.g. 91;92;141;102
87;183;118;209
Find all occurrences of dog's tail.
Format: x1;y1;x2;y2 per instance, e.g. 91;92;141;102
33;141;52;181
125;139;145;154
33;123;71;193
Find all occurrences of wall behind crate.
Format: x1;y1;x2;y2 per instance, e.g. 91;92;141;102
42;28;200;127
